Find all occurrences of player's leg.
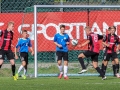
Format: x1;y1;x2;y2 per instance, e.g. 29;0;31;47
91;54;106;80
0;49;4;68
112;52;120;78
100;52;107;73
98;60;104;77
16;53;26;79
10;59;16;80
92;61;106;80
23;53;28;76
101;60;104;72
114;58;120;77
102;53;110;76
21;61;27;79
0;60;3;68
56;51;63;79
63;52;69;80
111;60;116;77
78;51;92;74
103;60;108;75
7;50;16;80
24;64;27;76
22;53;28;79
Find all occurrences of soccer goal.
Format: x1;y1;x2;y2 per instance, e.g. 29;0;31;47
21;5;120;78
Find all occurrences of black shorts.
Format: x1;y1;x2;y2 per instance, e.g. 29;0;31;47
0;49;14;60
56;51;68;61
83;50;99;62
103;52;118;61
20;52;28;64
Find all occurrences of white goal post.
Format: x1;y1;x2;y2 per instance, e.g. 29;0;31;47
34;5;120;78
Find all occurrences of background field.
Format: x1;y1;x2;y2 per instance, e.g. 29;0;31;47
1;76;120;90
0;61;115;77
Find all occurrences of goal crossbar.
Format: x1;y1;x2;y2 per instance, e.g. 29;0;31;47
33;5;120;78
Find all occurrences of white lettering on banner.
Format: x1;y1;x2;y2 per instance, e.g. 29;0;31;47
91;22;102;35
70;23;86;39
36;23;59;40
103;22;109;33
0;22;4;26
45;23;59;40
17;22;120;40
114;22;120;37
18;24;33;39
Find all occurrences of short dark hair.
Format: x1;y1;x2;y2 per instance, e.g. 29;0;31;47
108;27;111;31
22;30;27;34
110;26;116;30
60;25;65;29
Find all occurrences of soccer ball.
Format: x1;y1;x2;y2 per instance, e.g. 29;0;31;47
71;39;78;46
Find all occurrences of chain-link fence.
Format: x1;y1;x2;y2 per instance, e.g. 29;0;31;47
1;0;120;13
1;0;120;77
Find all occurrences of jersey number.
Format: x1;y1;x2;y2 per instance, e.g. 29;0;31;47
94;35;98;42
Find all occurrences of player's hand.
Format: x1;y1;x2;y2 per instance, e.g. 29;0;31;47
103;32;106;35
106;44;109;47
116;48;119;54
15;55;18;59
58;44;62;48
11;44;14;48
103;47;106;51
66;42;69;45
31;51;34;56
78;44;82;48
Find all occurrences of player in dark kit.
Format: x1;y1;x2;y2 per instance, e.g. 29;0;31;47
102;26;120;78
78;26;106;80
0;21;16;80
100;27;116;77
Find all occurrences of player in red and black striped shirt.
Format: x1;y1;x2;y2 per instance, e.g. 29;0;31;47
0;21;16;80
77;26;106;80
102;26;120;78
100;27;117;77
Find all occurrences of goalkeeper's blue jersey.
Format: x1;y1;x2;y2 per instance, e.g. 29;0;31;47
16;38;32;52
54;33;70;52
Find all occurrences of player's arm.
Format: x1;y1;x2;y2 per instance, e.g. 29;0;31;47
116;36;120;53
30;47;34;56
54;34;62;48
102;42;109;47
14;47;18;59
101;34;106;51
118;37;120;48
0;30;3;49
0;30;3;37
9;31;14;48
66;35;70;45
28;39;34;55
78;35;91;48
15;40;20;59
78;40;90;47
54;42;62;47
102;35;109;47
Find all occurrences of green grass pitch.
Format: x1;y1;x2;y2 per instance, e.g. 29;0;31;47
0;76;120;90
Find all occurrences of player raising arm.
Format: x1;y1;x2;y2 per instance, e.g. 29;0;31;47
15;30;34;79
77;26;106;80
